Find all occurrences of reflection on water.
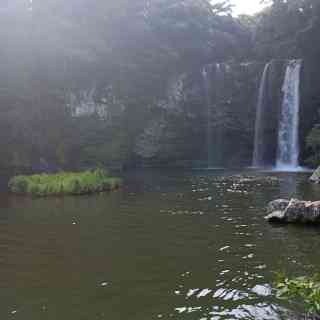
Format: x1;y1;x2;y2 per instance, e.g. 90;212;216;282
0;169;320;319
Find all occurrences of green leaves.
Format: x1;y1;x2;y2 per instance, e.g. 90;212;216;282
8;169;122;196
275;273;320;316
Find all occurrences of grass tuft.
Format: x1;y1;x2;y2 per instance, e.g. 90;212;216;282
275;273;320;318
8;168;122;196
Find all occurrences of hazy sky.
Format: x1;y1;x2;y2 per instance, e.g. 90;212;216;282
213;0;267;15
231;0;266;15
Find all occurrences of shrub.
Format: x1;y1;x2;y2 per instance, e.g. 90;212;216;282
8;176;28;193
306;125;320;167
275;273;320;318
8;169;122;196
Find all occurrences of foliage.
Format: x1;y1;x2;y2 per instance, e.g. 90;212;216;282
306;125;320;167
1;0;320;168
275;273;320;318
0;0;254;170
8;169;122;196
254;0;320;59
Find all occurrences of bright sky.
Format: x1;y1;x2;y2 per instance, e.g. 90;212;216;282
231;0;267;15
213;0;268;16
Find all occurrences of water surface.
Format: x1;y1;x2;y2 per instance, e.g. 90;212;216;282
1;169;320;319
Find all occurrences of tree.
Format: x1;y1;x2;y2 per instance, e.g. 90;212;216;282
0;0;248;169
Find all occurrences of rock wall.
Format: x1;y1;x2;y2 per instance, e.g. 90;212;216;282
7;58;317;171
133;61;267;167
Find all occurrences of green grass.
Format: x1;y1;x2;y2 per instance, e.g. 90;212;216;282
8;168;122;196
275;273;320;318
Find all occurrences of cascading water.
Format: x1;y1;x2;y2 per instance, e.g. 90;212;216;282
252;62;272;167
202;65;213;167
202;63;224;168
276;59;302;170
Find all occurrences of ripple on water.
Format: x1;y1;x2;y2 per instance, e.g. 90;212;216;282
161;209;205;216
208;303;294;320
173;298;293;319
251;284;272;297
0;170;317;320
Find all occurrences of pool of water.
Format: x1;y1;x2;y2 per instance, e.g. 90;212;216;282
1;169;320;319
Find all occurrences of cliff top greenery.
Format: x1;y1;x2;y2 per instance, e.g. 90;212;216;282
8;169;122;197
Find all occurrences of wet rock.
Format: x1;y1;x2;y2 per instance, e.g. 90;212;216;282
265;210;286;223
267;199;290;214
265;198;320;224
310;166;320;183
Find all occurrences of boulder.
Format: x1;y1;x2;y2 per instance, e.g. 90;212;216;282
310;166;320;183
267;199;290;214
265;198;320;224
265;210;286;223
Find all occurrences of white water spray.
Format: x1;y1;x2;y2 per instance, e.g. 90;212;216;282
202;65;212;167
202;64;224;168
276;60;302;171
252;62;272;167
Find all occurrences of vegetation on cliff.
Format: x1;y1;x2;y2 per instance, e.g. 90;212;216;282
306;123;320;167
8;169;122;196
0;0;244;170
1;0;320;169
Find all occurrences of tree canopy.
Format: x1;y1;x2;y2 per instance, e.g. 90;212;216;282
1;0;320;169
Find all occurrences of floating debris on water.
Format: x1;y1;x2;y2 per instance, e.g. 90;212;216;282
100;282;109;287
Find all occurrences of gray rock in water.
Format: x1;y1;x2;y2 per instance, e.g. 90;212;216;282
267;199;290;214
302;201;320;223
284;199;311;223
310;166;320;183
265;198;320;224
265;210;286;222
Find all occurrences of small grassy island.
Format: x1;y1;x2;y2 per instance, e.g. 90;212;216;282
8;169;122;196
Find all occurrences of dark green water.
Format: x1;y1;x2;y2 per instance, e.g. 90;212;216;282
1;169;320;320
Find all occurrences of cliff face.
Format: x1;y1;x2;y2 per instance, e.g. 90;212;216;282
300;59;320;164
133;73;206;167
2;57;319;171
132;62;266;167
130;14;320;169
132;57;320;169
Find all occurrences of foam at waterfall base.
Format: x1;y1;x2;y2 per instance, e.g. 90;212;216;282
271;165;312;173
247;165;312;173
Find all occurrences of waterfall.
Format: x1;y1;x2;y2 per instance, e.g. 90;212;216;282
252;59;302;170
202;65;213;167
276;59;302;170
202;63;223;168
252;62;272;167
